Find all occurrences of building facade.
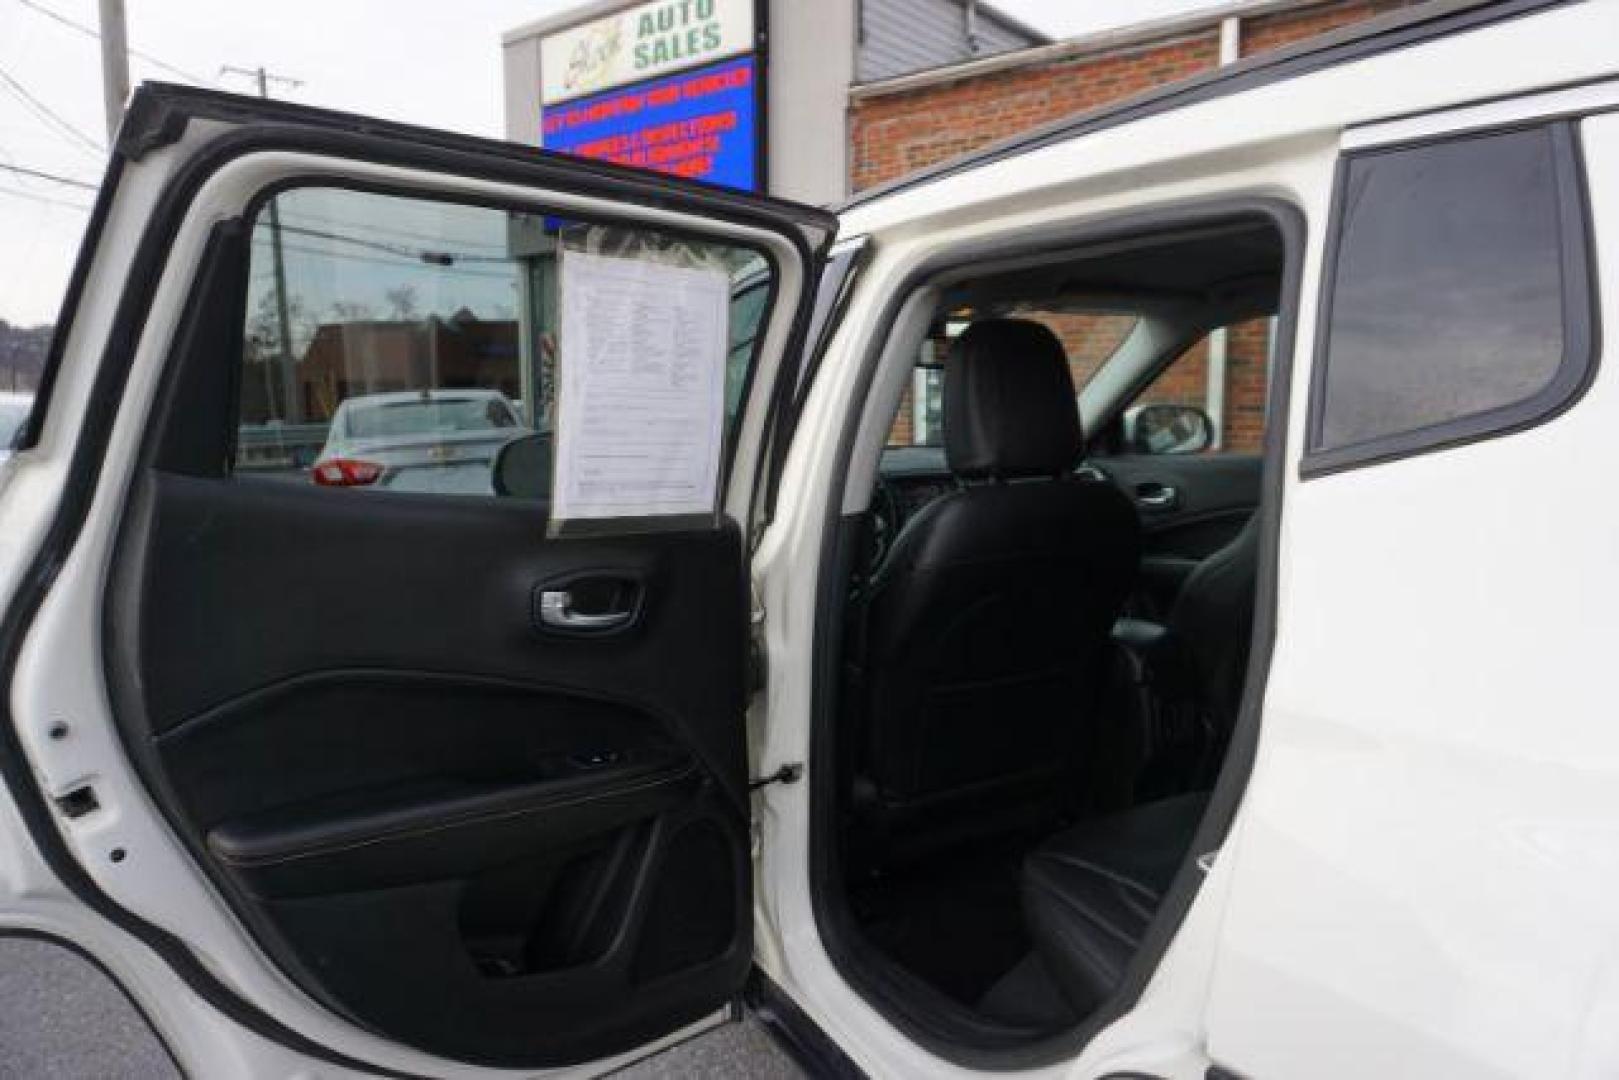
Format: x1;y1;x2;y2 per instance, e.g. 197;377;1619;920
848;0;1417;192
503;0;1429;452
502;0;1044;204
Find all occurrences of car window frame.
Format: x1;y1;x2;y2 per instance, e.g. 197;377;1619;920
1300;119;1599;479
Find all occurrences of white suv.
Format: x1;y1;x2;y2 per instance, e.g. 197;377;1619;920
0;3;1614;1078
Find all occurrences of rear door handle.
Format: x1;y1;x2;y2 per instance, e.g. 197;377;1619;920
1135;483;1179;509
538;590;631;631
534;574;644;636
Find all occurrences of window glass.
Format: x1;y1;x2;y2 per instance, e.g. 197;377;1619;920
0;392;32;455
1317;128;1566;452
237;187;773;499
1128;319;1274;456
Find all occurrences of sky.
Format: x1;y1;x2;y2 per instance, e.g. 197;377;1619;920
0;0;1225;326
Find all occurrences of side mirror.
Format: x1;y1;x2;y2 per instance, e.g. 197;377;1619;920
1124;403;1214;456
492;432;552;499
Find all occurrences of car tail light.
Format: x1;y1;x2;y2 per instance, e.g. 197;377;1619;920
312;458;383;486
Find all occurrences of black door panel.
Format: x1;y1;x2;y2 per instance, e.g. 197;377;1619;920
1094;454;1261;617
206;757;702;898
105;472;752;1066
255;799;747;1064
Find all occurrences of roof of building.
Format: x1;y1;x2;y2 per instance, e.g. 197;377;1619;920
857;0;1052;83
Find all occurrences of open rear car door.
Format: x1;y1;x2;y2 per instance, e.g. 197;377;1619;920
0;85;834;1075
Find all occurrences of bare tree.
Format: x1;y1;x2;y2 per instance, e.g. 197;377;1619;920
244;289;314;423
329;300;376;322
384;285;420;321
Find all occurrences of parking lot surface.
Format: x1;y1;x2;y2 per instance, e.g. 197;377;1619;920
0;938;801;1079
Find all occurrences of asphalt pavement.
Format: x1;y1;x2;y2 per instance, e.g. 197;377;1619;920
0;938;802;1079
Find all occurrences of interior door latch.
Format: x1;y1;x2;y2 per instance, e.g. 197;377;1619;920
749;763;804;791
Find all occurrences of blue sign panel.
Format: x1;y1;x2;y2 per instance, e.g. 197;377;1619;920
541;54;759;192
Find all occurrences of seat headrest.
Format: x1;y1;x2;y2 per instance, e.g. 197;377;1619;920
944;319;1082;479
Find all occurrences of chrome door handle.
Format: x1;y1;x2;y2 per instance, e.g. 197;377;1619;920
538;589;633;632
1136;484;1179;509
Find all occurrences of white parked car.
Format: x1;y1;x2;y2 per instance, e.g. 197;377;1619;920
1;3;1616;1078
312;389;523;494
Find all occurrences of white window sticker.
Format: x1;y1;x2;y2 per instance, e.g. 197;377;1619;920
552;249;730;525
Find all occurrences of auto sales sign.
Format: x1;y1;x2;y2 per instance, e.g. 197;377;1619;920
539;0;763;191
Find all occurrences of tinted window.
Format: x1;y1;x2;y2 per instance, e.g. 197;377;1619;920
1315;127;1569;453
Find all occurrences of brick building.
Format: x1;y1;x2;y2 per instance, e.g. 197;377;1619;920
242;311;520;428
851;0;1423;452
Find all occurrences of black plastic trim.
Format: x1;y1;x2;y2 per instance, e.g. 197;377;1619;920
0;84;829;1078
763;238;873;525
837;0;1572;212
1300;119;1600;478
807;196;1306;1068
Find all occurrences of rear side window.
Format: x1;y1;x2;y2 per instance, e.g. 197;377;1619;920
234;186;774;503
1305;124;1593;474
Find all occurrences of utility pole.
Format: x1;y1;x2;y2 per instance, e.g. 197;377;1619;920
97;0;130;141
220;65;305;423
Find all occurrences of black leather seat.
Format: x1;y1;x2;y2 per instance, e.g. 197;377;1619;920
1111;512;1260;799
1021;792;1209;1015
1166;513;1260;727
851;319;1140;861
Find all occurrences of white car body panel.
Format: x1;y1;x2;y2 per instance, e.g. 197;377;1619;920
752;5;1619;1078
1202;107;1619;1080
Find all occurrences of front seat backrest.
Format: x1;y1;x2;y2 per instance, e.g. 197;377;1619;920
1167;510;1261;741
857;319;1141;859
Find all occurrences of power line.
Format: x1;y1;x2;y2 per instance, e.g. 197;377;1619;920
251;237;516;280
0;160;97;189
0;64;104;155
275;221;512;265
218;65;301;94
11;0;213;86
281;210;509;252
0;182;90;210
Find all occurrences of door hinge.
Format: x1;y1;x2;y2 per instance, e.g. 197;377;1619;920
749;763;803;791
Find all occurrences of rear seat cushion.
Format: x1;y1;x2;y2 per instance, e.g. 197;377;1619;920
1020;793;1209;1014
